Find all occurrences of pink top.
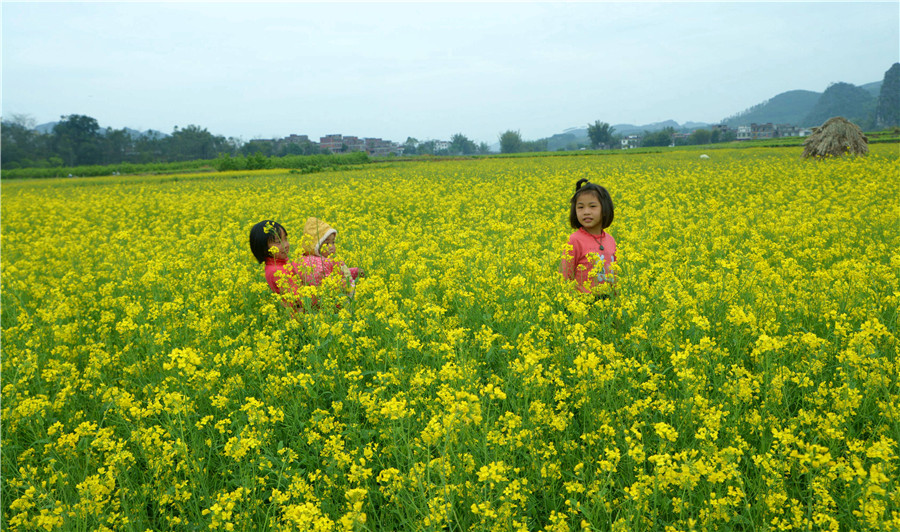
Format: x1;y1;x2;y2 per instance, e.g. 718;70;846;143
264;258;303;307
561;228;617;293
299;255;359;287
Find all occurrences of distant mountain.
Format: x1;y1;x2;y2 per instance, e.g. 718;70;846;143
544;130;587;151
123;127;168;140
802;82;875;127
546;70;890;143
35;122;56;134
722;90;822;128
682;121;712;130
720;79;885;129
861;81;882;97
612;120;700;136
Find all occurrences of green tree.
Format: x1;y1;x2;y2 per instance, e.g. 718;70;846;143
477;142;491;155
710;129;736;143
417;140;435;155
689;129;712;145
499;130;522;154
53;114;103;166
522;139;548;152
875;63;900;129
226;137;243;155
132;134;166;164
101;128;133;165
401;137;418;155
641;127;675;147
276;139;318;157
279;142;304;156
1;114;49;169
245;152;271;170
166;124;225;161
449;133;477;155
241;139;275;157
587;121;615;149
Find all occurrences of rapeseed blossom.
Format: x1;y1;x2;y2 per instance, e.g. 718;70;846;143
2;146;898;530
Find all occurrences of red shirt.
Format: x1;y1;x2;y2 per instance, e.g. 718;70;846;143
264;258;302;306
561;228;617;293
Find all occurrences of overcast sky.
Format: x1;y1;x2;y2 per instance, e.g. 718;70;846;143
3;1;898;144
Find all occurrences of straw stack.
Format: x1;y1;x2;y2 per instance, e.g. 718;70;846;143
801;116;869;158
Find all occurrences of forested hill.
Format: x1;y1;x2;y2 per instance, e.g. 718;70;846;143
722;80;884;128
722;90;822;128
803;82;877;127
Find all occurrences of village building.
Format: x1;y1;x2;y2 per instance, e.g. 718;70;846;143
751;123;776;139
365;137;399;156
319;134;344;153
433;140;451;152
621;135;641;149
318;133;403;155
736;123;811;141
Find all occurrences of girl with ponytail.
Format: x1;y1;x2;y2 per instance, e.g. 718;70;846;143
559;178;617;295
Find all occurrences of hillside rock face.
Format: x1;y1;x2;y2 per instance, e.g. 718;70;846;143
875;63;899;129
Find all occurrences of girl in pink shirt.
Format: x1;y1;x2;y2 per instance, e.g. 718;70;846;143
559;178;617;295
249;219;306;309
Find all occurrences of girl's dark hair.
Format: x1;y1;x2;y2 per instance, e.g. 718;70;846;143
249;220;287;263
569;178;614;230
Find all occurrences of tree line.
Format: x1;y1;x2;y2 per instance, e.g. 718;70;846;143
497;121;738;154
0;114;370;171
2;112;759;172
1;114;504;171
1;114;247;170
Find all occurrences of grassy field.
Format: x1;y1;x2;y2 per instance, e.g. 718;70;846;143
2;145;898;531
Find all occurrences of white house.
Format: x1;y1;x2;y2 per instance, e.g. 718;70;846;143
621;135;640;149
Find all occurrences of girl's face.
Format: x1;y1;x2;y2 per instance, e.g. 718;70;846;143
320;234;336;257
268;229;290;260
575;191;604;234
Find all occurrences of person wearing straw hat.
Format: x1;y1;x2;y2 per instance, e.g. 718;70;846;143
299;217;363;301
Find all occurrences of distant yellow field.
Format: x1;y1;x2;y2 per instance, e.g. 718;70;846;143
2;145;898;531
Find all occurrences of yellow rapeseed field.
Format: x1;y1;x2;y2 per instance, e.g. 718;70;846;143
2;145;898;531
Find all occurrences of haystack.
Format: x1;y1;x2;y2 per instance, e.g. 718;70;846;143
801;116;868;158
